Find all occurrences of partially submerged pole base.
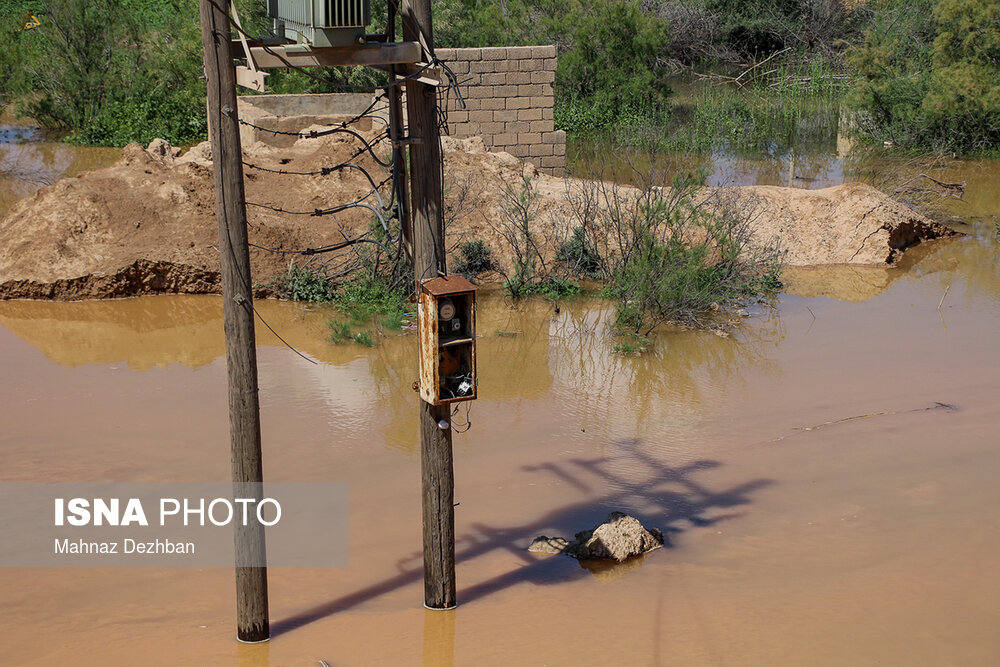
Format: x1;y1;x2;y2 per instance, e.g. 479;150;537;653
235;564;270;642
421;401;457;609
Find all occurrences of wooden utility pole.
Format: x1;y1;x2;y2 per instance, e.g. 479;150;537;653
199;0;270;642
400;0;457;609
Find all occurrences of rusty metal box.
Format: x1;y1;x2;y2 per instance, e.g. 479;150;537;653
418;275;477;405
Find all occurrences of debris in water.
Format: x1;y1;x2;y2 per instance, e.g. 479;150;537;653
794;401;957;431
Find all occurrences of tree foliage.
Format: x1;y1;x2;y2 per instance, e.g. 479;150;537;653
847;0;1000;152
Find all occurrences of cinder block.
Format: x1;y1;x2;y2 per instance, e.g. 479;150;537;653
507;144;530;157
543;58;558;71
529;95;553;109
553;141;566;156
541;155;563;169
469;85;494;99
436;48;455;60
446;60;469;76
493;132;516;145
458;48;481;61
479;121;504;134
506;46;533;59
530;119;554;133
464;98;481;111
496;60;517;72
456;122;478;136
506;97;530;110
531;45;556;59
494;109;517;122
506;121;530;133
506;71;531;85
541;107;554;120
471;61;495;73
481;47;506;61
517;108;542;121
481;98;505;111
518;84;544;97
530;70;555;84
528;143;549;157
541;130;562;144
469;110;493;123
494;85;518;98
449;111;469;123
523;157;540;169
459;73;481;87
482;73;506;86
518;59;541;71
518;132;542;144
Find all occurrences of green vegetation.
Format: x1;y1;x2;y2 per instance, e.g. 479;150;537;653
1;0;207;145
846;0;1000;152
605;173;782;334
477;165;780;342
557;226;602;278
561;168;782;333
268;223;411;347
267;266;337;302
435;0;675;131
612;334;650;356
453;240;497;281
2;0;993;154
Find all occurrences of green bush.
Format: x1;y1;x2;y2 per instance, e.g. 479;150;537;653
5;0;209;146
555;0;672;131
589;170;783;333
268;266;338;302
328;320;353;344
453;240;496;280
556;226;602;278
846;0;1000;153
334;275;408;324
519;276;582;300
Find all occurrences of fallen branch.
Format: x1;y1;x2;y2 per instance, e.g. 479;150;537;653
794;402;956;431
896;173;966;200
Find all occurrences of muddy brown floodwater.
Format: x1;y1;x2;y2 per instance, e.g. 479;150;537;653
2;212;1000;665
2;111;1000;663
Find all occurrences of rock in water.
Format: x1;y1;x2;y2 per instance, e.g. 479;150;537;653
566;512;664;562
527;536;570;554
528;513;664;561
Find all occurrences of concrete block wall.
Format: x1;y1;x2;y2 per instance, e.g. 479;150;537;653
436;46;566;175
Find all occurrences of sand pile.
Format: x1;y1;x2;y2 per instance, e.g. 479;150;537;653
0;129;958;300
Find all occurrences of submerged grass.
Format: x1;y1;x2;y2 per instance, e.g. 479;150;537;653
270;267;411;347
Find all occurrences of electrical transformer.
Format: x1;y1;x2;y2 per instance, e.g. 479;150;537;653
418;276;478;405
268;0;371;47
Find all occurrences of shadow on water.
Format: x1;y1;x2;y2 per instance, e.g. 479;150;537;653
271;441;772;637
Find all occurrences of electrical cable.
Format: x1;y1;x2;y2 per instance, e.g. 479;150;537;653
237;120;393;167
205;8;317;365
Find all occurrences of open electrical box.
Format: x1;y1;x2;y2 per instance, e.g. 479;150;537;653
418;275;477;405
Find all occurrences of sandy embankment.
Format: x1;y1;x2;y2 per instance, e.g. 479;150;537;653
0;128;957;300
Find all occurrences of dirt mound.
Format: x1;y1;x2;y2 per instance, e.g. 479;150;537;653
741;182;956;265
0;130;958;300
